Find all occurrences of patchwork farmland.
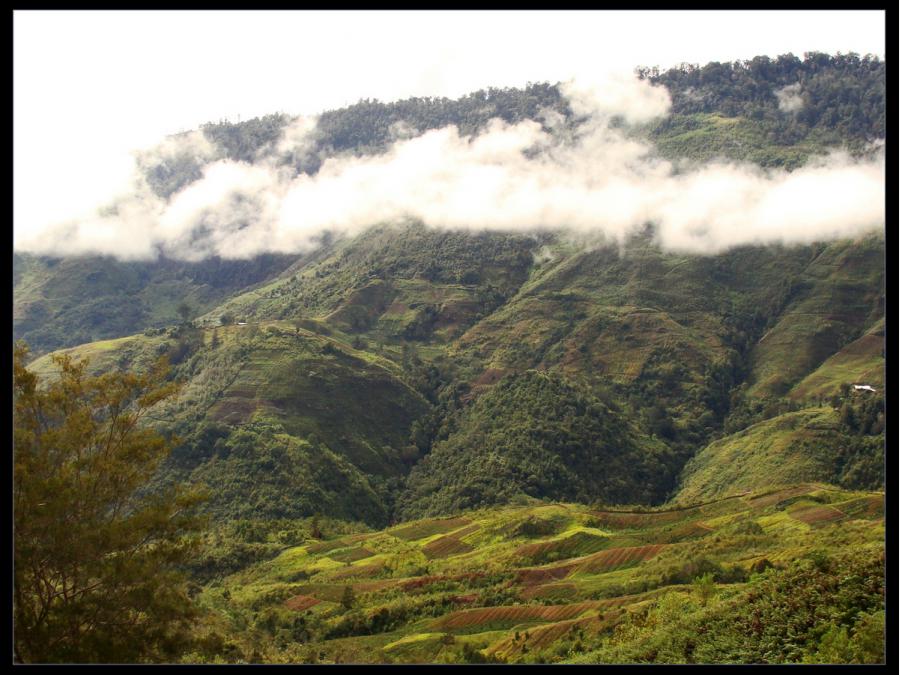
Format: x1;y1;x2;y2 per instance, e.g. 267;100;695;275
200;484;885;664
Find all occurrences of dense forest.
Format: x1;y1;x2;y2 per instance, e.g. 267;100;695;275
642;52;885;143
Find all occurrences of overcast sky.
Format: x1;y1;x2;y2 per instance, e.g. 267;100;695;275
13;10;885;249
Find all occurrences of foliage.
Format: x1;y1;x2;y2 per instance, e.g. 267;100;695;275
198;486;883;664
644;52;884;145
571;548;883;664
398;371;674;519
178;420;392;526
307;82;569;167
13;343;206;663
201;113;290;163
340;586;356;611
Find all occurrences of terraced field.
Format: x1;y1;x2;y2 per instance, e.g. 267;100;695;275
389;517;473;542
422;536;474;560
431;601;603;632
201;484;885;664
515;530;610;565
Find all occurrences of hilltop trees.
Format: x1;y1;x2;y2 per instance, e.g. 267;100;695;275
644;52;884;142
13;343;206;663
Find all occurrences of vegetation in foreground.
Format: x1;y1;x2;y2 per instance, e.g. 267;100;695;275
188;484;884;664
14;343;884;664
13;345;205;663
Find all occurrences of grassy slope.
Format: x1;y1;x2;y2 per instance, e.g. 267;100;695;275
788;318;884;401
197;484;884;664
674;408;849;504
13;252;305;356
27;333;171;380
744;235;884;399
29;318;429;527
454;237;802;393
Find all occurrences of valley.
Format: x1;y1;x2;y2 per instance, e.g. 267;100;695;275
13;48;885;664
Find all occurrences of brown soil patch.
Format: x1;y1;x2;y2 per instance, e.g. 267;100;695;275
789;505;845;526
422;536;474;560
471;367;510;387
576;544;666;574
284;594;321;612
431;601;601;631
390;517;472;541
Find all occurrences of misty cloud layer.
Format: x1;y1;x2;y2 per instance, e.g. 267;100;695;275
774;83;804;113
15;74;884;261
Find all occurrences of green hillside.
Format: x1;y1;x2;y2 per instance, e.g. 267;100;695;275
188;484;883;664
675;406;884;504
30;318;430;527
195;223;536;341
398;370;673;519
14;52;885;664
789;318;884;402
743;236;884;400
25;230;885;526
13;252;305;356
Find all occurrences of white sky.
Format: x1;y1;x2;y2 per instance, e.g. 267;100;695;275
13;10;886;247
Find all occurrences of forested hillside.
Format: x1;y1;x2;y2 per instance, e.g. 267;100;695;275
14;51;884;664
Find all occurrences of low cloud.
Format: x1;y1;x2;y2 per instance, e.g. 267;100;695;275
775;83;804;113
15;74;884;261
137;129;218;170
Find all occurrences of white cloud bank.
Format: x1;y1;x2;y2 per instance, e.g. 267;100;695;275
14;73;884;260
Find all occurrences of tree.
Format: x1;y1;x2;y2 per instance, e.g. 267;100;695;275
840;403;858;432
693;572;717;606
340;585;356;611
13;342;207;663
310;514;323;540
177;302;193;325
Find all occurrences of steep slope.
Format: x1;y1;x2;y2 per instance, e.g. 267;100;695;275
162;325;428;526
13;252;304;355
674;406;884;504
788;318;884;401
397;371;674;519
25;231;885;525
29;319;430;527
743;235;884;399
450;233;883;464
197;223;537;342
